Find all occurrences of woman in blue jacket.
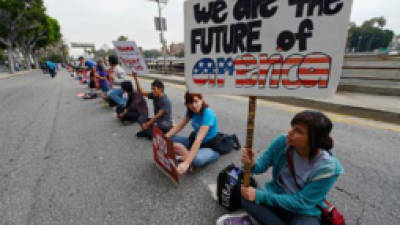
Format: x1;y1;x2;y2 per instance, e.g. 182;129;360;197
218;110;343;225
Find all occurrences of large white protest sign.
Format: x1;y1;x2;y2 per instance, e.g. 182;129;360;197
113;41;148;75
184;0;353;97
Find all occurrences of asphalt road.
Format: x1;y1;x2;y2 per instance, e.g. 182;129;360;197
0;71;399;225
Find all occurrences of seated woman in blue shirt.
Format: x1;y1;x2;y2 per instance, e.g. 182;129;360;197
165;92;219;174
217;110;344;225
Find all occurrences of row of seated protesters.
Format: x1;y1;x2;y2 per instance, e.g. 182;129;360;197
74;56;343;225
116;73;221;173
76;56;222;174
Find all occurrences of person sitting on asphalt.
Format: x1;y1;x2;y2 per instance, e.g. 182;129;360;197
87;67;97;96
79;56;96;70
95;58;110;94
78;56;96;86
133;73;173;139
217;110;344;225
165;92;220;174
45;60;56;78
105;55;128;107
116;81;149;125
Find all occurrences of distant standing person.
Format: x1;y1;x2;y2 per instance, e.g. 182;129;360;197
133;73;173;139
45;60;56;78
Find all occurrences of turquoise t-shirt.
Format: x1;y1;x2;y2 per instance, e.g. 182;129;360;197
188;107;218;142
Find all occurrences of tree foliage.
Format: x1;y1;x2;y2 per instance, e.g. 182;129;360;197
142;49;162;58
347;17;394;52
0;0;64;72
117;35;128;41
175;49;184;58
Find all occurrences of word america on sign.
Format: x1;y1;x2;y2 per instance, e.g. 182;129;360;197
192;52;331;89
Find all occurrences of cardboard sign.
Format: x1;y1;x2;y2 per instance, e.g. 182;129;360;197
152;125;179;185
113;41;148;75
184;0;353;97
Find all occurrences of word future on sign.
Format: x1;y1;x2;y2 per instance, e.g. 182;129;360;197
152;125;179;185
184;0;353;97
113;41;148;75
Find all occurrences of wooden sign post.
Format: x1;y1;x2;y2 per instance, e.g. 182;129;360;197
243;96;257;187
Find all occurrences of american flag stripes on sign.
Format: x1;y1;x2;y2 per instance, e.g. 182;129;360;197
192;58;216;85
234;54;258;87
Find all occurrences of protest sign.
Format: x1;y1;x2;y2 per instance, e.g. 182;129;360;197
113;41;148;75
184;0;353;97
152;125;179;185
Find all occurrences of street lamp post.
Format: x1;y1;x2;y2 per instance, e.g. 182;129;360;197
148;0;168;74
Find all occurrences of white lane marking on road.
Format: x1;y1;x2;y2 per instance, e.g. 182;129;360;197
208;183;218;201
149;79;400;133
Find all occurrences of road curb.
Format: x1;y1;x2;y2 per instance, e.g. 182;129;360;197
0;69;40;80
140;74;400;125
337;84;400;96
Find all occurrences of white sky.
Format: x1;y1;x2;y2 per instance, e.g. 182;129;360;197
43;0;400;56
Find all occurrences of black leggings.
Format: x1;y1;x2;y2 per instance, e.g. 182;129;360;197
116;106;140;122
241;198;320;225
120;112;140;122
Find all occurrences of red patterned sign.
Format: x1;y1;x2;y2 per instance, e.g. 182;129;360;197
152;125;179;185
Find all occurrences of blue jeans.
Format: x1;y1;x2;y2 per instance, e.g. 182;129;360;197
49;69;56;78
170;136;220;168
100;83;110;93
107;88;126;107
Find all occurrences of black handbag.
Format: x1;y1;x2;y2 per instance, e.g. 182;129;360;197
189;132;241;155
217;164;257;211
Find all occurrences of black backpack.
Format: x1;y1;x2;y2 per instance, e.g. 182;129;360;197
217;164;257;211
215;133;241;154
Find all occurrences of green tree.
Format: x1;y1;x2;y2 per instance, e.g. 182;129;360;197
31;16;62;67
175;49;184;58
38;39;69;63
0;0;43;73
142;49;162;58
347;17;394;52
16;0;49;69
0;48;6;65
117;35;128;41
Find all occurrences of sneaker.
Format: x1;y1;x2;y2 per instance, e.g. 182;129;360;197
101;102;108;108
136;130;148;138
122;120;133;126
136;130;152;140
216;213;253;225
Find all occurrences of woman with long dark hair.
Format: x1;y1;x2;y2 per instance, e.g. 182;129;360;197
217;110;344;225
116;81;148;125
165;92;220;174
